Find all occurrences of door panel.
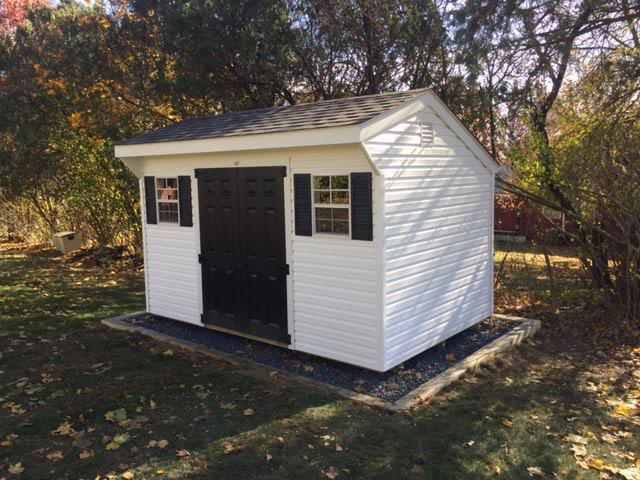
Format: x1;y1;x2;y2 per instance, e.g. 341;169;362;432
197;169;244;331
197;167;288;344
237;168;288;342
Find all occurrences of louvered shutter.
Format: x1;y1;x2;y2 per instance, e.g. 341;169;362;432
350;172;373;241
143;176;157;225
294;174;312;236
178;176;193;227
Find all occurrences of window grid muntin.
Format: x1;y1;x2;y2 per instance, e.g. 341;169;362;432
312;175;350;235
156;177;180;224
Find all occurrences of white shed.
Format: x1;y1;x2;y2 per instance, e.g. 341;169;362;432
115;88;498;372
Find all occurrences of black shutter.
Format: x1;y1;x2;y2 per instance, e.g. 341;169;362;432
178;175;193;227
143;176;157;225
294;174;312;236
351;172;373;241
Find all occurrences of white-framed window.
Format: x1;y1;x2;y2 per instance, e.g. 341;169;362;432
156;177;179;223
312;175;350;235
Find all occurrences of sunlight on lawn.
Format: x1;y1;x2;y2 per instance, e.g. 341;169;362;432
1;242;639;480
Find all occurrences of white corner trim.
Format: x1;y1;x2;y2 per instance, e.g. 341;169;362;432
114;125;361;158
358;143;381;176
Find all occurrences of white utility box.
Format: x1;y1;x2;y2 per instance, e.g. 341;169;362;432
53;231;82;254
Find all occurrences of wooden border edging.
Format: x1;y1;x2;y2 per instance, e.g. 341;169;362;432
101;314;394;411
101;313;540;413
391;314;541;411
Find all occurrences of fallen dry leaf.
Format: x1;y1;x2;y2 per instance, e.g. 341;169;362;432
564;434;588;445
601;433;619;444
614;404;637;417
325;466;339;479
336;443;343;452
618;467;640;480
50;421;74;437
157;440;169;449
46;451;64;461
105;441;120;451
113;433;130;445
576;460;589;470
0;435;17;448
243;408;255;416
223;444;236;454
104;408;127;423
122;472;134;480
8;463;24;475
570;444;587;457
176;449;190;457
78;450;94;460
501;419;513;428
527;466;544;477
446;353;456;362
587;459;613;471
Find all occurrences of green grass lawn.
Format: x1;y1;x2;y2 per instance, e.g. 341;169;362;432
1;242;639;479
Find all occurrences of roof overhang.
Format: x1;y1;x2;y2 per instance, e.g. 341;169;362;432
114;124;361;158
115;90;498;175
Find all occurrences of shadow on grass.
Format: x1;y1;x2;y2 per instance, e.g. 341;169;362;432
0;246;144;334
2;243;637;480
111;349;623;480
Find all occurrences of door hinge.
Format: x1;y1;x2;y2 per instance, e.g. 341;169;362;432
198;254;205;264
285;333;292;344
283;264;290;275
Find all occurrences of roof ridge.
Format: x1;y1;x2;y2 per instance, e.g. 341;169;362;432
166;88;431;122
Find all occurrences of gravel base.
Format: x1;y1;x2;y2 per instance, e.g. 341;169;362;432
125;314;517;403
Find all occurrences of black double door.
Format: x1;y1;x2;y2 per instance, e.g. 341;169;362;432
196;167;289;344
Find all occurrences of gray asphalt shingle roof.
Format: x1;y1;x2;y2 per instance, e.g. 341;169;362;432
118;88;429;145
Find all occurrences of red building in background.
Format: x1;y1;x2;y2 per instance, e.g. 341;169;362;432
494;193;569;244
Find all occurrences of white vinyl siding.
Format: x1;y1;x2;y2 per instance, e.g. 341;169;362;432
140;145;382;370
125;90;496;373
364;105;494;370
290;147;382;370
141;175;199;324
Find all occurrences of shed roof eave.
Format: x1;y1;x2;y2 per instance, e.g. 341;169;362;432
114;124;361;159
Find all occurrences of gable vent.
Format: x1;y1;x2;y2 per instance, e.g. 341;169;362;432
420;122;434;146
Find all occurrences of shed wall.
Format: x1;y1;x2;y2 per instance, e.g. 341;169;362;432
364;106;494;370
140;145;382;370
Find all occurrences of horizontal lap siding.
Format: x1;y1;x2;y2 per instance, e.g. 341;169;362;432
145;209;201;325
142;146;382;370
290;148;382;370
141;151;296;327
365;106;493;370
